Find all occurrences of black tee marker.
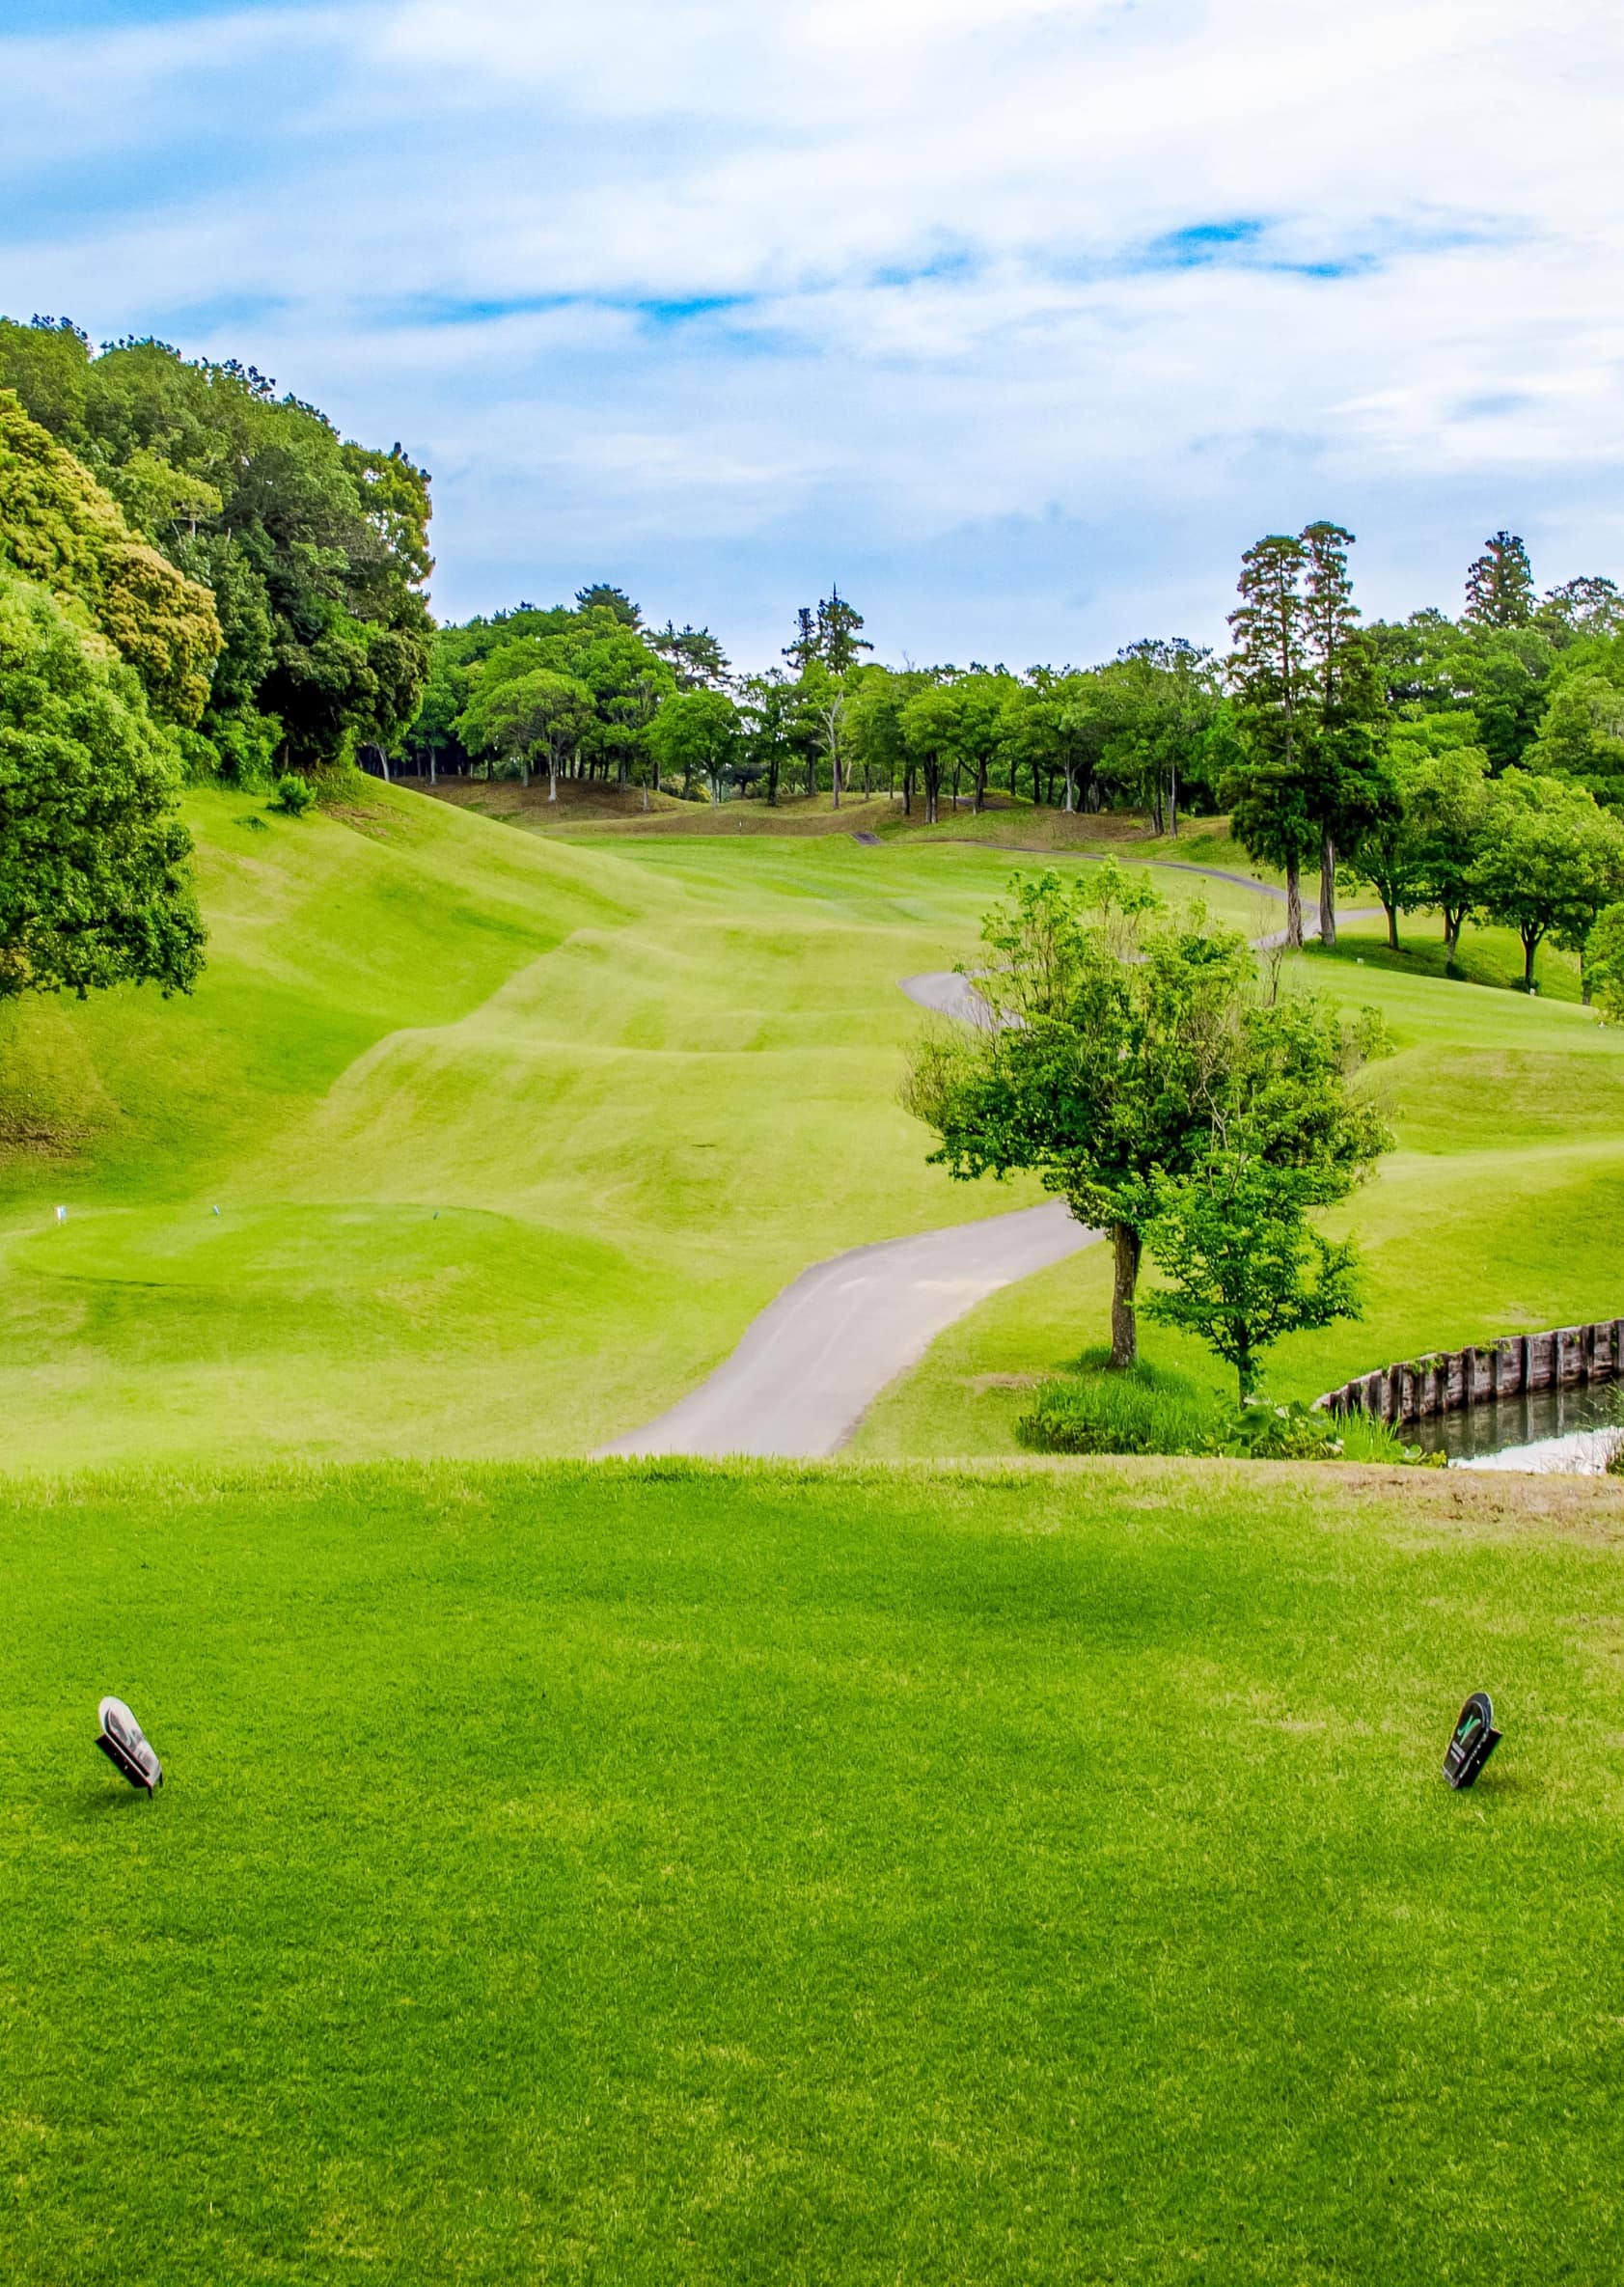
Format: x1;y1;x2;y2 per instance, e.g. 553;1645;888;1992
1444;1692;1501;1789
96;1697;164;1795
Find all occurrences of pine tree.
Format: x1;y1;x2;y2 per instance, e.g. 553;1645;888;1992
782;606;819;675
1300;522;1392;946
815;587;873;675
1225;535;1316;947
1464;532;1535;627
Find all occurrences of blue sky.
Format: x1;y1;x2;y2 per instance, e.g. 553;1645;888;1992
3;0;1622;668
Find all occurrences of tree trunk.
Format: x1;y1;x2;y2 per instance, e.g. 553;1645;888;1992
1319;833;1336;948
641;777;650;812
1063;764;1076;814
1385;900;1399;951
547;759;559;803
974;758;988;813
428;750;437;785
1110;1224;1142;1368
1284;856;1303;950
1169;762;1178;839
1524;930;1538;990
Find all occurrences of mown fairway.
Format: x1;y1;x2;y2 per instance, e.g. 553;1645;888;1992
0;784;1619;1471
0;786;1263;1472
6;1458;1624;2285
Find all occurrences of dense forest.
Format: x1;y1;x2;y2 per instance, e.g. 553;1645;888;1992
2;313;1623;1011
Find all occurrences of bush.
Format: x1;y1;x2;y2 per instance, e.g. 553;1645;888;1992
1217;1398;1344;1460
270;772;316;817
1018;1361;1429;1465
1017;1360;1217;1456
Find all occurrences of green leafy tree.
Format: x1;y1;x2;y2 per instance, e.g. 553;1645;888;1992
647;688;740;804
1349;737;1490;953
0;319;433;774
1535;576;1624;646
1098;639;1223;835
1144;1151;1364;1401
648;620;730;691
738;671;807;807
458;667;592;799
955;671;1018;813
1444;622;1556;773
1469;770;1624;993
0;571;204;1001
899;683;968;825
1465;532;1535;627
0;388;220;724
1299;522;1394;946
814;588;873;675
574;583;642;627
1527;653;1624;809
1589;902;1624;1024
902;867;1389;1367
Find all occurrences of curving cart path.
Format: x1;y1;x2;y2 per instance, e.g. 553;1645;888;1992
600;1194;1096;1459
602;896;1379;1459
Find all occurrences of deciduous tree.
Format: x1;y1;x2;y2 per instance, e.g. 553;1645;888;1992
902;867;1389;1367
0;571;204;1002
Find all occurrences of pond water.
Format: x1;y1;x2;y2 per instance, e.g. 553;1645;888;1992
1410;1382;1623;1474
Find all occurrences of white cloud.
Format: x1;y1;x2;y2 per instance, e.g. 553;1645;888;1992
2;0;1623;660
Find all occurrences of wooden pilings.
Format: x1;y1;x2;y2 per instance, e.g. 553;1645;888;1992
1318;1318;1624;1427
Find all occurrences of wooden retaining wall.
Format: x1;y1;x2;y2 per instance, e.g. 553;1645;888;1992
1319;1319;1624;1427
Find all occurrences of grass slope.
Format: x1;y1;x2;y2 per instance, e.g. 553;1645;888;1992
2;784;1616;1470
6;1458;1624;2285
3;789;1264;1472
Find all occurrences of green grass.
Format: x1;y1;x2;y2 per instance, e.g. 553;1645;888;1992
0;790;1270;1472
2;779;1619;1477
855;937;1624;1459
6;1457;1623;2285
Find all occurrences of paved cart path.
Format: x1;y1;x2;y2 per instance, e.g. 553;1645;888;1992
603;905;1382;1458
599;1198;1095;1457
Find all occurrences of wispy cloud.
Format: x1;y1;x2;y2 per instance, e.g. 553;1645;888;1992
2;0;1622;660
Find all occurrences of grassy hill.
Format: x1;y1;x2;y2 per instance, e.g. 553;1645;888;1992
7;1455;1623;2284
0;783;1619;1471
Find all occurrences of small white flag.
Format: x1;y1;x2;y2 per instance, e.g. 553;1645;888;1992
54;1204;68;1225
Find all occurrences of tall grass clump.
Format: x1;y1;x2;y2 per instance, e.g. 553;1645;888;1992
1017;1355;1216;1456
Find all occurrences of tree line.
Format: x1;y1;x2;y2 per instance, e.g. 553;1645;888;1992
3;309;1624;1025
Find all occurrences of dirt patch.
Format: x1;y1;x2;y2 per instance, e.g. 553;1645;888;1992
0;1107;89;1161
321;798;406;843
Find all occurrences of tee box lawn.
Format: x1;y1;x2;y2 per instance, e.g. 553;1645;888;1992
5;1458;1624;2286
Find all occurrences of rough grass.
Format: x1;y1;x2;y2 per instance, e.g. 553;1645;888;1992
5;1457;1624;2286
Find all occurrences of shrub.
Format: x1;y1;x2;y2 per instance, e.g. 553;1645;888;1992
1017;1360;1217;1456
270;772;316;817
1217;1399;1345;1460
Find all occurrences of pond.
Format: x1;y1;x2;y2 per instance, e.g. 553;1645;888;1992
1411;1381;1623;1474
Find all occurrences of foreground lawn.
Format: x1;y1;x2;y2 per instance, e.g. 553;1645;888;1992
6;1459;1624;2283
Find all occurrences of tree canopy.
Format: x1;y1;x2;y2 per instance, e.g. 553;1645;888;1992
0;317;432;778
0;570;204;1002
